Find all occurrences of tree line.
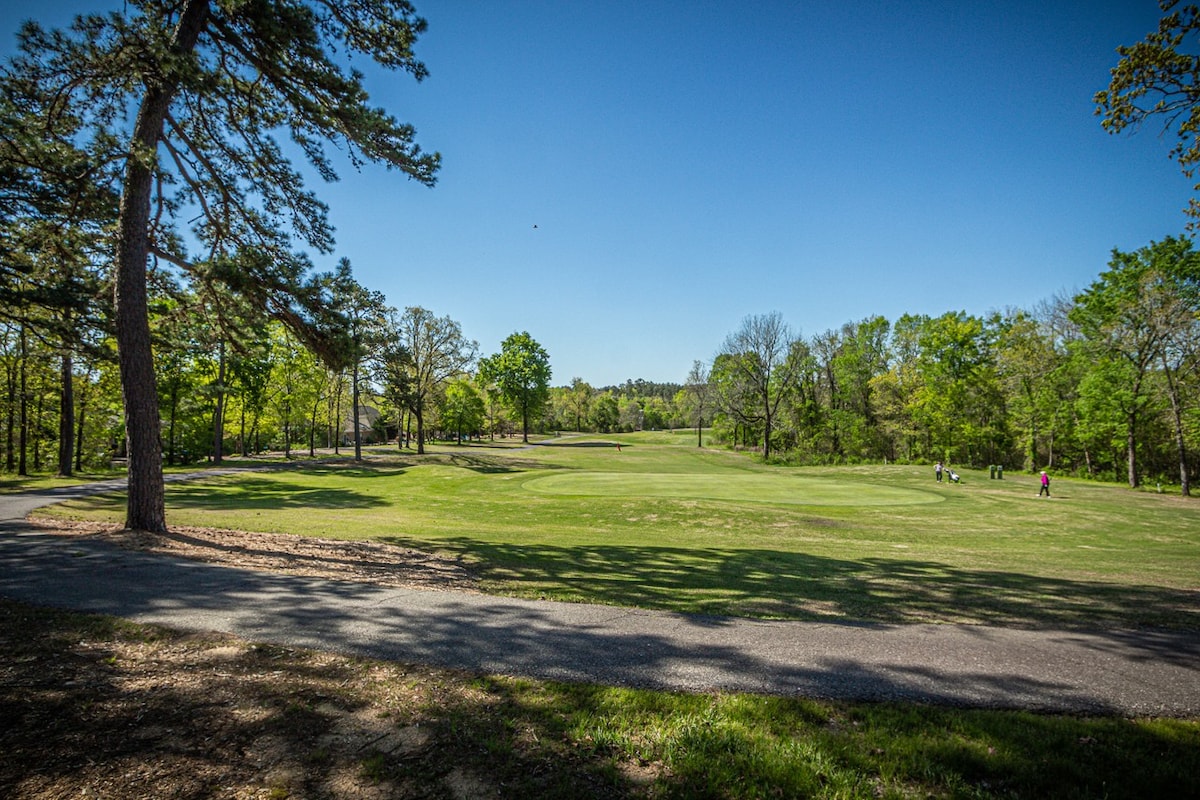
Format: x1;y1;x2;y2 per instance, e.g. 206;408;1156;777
539;236;1199;496
5;233;1200;497
697;235;1200;495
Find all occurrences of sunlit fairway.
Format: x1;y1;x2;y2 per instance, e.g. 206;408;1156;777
525;471;941;506
46;431;1200;630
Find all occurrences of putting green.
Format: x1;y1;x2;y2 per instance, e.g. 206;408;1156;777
524;472;942;506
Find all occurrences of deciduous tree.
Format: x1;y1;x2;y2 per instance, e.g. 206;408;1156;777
1097;1;1200;224
1070;239;1197;487
681;360;711;447
440;377;484;443
391;306;477;454
478;332;551;443
716;312;802;461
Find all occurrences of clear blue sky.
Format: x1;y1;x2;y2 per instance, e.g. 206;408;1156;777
2;1;1193;387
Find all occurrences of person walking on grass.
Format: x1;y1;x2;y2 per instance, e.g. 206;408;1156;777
1039;470;1051;497
935;461;943;482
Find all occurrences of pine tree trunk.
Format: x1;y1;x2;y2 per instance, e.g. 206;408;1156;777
75;375;87;472
33;378;44;472
334;375;342;455
18;322;27;477
5;357;15;472
352;362;362;461
58;350;74;476
212;340;225;465
114;0;209;531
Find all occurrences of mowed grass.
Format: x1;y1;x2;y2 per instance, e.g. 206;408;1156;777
48;431;1200;630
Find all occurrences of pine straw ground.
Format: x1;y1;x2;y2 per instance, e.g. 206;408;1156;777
1;521;645;799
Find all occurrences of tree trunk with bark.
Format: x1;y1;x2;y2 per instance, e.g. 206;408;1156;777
75;373;88;473
351;362;362;461
212;339;225;465
114;0;209;530
18;323;27;477
1162;358;1191;496
57;350;73;476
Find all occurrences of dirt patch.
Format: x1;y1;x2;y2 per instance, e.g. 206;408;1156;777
27;517;479;593
0;602;639;799
0;518;642;799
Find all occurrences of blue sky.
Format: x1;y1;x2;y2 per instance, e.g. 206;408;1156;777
2;1;1193;386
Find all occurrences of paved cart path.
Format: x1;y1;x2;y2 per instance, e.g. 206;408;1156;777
2;478;1198;716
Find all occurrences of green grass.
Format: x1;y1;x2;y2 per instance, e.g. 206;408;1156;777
42;431;1200;630
0;472;122;492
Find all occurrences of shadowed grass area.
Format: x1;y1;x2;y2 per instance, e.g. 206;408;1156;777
374;537;1198;630
40;433;1200;630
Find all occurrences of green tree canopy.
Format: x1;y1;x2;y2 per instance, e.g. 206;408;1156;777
2;0;439;530
390;306;478;454
478;331;551;443
715;312;803;461
1071;236;1200;489
440;377;484;443
1096;1;1200;224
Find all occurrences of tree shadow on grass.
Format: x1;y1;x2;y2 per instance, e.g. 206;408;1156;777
378;536;1200;633
349;452;566;474
161;476;391;511
442;453;548;474
4;600;1197;799
3;540;1199;717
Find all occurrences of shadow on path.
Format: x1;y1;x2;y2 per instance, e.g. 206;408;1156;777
2;531;1198;716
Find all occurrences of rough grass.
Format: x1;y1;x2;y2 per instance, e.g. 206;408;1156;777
44;433;1200;630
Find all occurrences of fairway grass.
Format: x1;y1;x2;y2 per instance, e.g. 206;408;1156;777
43;433;1200;631
525;471;941;505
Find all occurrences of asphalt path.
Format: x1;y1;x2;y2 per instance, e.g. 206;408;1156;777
2;477;1198;717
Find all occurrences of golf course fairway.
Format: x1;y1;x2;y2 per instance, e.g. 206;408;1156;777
523;470;942;506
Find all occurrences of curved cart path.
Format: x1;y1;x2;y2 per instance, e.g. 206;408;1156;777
2;478;1198;717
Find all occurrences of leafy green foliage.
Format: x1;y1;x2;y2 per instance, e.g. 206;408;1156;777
1070;236;1200;487
389;306;479;453
1;0;441;527
1097;1;1200;223
478;331;552;442
440;377;485;442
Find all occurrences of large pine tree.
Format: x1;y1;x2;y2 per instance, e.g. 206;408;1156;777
2;0;439;529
